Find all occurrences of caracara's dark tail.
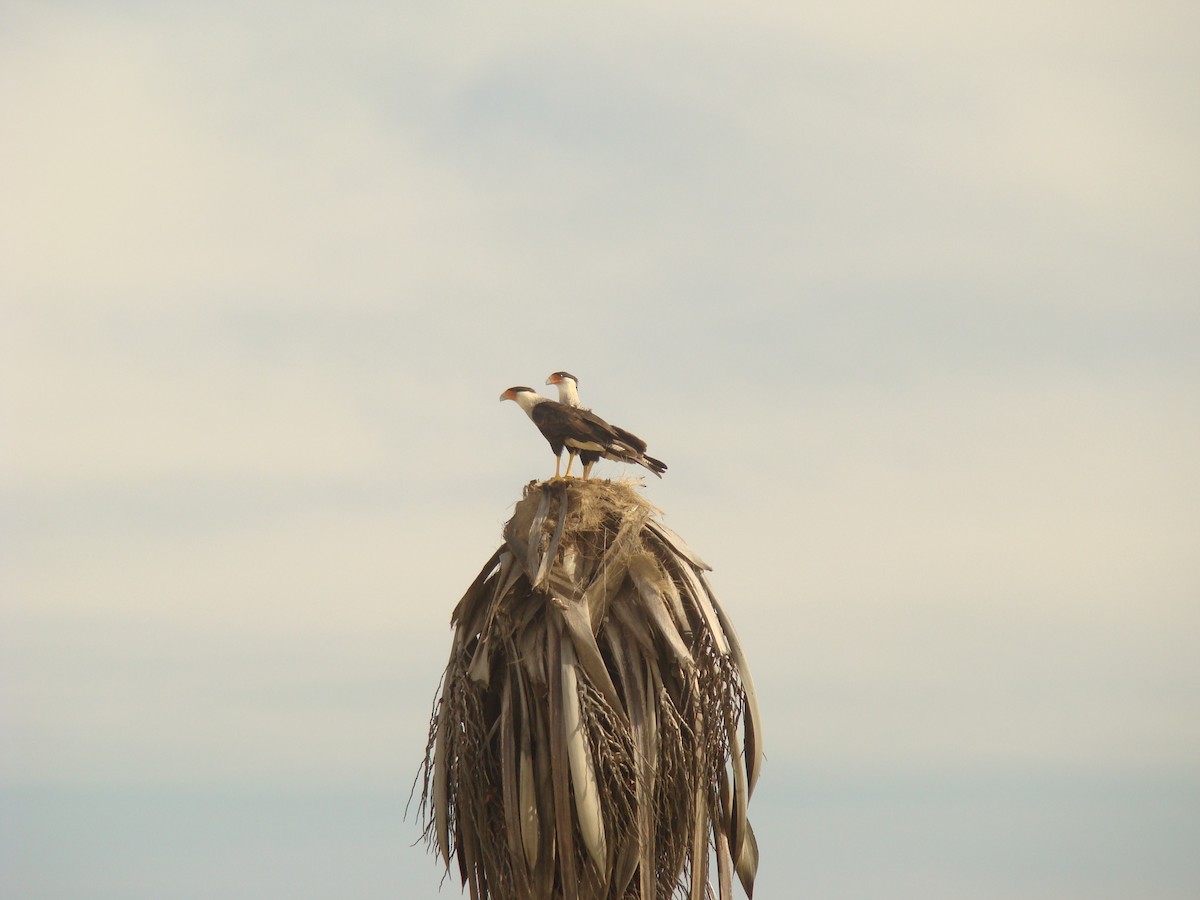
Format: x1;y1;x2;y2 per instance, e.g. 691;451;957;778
601;445;667;478
642;455;667;478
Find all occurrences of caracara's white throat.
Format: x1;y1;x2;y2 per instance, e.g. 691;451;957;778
547;371;583;408
501;386;548;418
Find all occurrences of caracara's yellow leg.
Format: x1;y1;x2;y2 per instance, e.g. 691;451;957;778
564;452;576;478
554;455;562;479
583;461;594;479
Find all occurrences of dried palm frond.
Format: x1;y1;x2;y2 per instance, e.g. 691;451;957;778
417;479;762;900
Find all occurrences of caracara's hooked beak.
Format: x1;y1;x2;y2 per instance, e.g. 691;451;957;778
546;373;563;386
499;389;512;402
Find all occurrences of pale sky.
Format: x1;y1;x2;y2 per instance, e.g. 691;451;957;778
3;2;1198;898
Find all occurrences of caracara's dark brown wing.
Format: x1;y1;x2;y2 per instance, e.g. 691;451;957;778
529;400;608;454
574;408;649;455
574;408;667;478
562;407;621;453
610;425;648;455
531;399;667;478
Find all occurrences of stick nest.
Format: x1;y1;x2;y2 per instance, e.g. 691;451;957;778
417;479;762;900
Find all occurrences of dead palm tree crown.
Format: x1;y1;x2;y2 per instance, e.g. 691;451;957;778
418;478;762;899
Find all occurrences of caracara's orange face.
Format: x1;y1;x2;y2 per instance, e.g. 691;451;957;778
547;373;564;386
500;387;535;402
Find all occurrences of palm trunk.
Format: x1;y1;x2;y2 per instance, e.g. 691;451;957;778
418;479;761;899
